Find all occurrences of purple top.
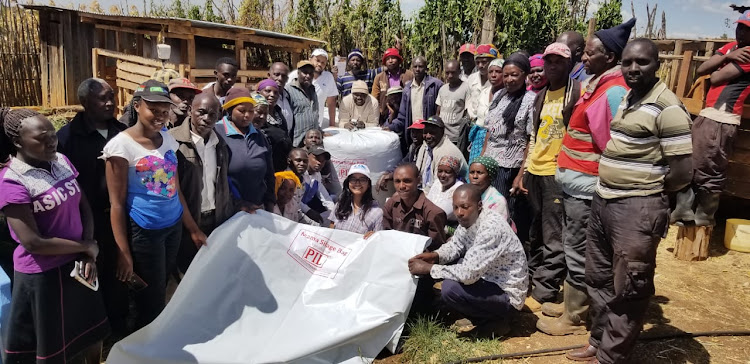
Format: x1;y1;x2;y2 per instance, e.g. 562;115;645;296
0;154;83;273
388;71;402;88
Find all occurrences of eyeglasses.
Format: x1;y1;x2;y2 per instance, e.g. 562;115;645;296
349;177;369;185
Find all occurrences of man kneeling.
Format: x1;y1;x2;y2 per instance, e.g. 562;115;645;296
408;184;528;336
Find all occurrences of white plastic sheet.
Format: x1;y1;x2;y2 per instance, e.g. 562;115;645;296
107;211;427;364
323;128;402;207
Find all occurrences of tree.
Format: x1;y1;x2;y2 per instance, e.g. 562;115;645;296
108;4;122;14
203;0;224;22
88;0;103;13
595;0;623;32
128;4;140;15
169;0;187;18
187;5;202;19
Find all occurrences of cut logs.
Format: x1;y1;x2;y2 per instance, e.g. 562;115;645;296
674;225;712;261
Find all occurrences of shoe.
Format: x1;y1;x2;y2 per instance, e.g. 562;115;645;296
449;318;476;334
541;301;563;317
523;296;543;312
536;282;589;336
566;344;597;361
695;191;720;226
670;187;695;225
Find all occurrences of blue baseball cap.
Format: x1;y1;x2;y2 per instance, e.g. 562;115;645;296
737;10;750;27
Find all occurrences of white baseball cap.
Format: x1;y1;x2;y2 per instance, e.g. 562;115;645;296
311;48;329;59
347;164;371;179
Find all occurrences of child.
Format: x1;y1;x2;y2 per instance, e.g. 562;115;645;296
288;148;334;225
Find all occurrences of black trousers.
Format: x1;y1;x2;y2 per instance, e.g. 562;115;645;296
525;173;566;302
586;194;669;364
94;213;130;336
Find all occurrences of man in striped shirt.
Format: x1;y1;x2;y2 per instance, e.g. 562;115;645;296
336;48;382;97
577;39;693;364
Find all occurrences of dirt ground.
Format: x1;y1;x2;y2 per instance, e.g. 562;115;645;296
377;201;750;364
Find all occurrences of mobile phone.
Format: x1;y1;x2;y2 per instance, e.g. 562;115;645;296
126;273;148;292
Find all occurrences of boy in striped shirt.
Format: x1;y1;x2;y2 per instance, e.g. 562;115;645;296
581;39;693;364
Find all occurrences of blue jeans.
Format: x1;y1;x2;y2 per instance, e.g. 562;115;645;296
129;218;182;329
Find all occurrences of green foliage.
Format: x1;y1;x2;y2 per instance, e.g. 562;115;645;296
401;316;502;363
170;0;187;18
187;5;202;19
203;0;223;22
595;0;623;31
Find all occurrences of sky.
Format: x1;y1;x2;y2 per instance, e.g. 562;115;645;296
63;0;750;39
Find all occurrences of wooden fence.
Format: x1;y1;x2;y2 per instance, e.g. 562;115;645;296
0;0;41;106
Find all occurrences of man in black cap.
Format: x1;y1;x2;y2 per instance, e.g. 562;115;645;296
414;116;467;194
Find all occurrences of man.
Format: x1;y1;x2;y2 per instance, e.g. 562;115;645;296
338;80;380;129
466;44;499;126
415;116;467;193
307;146;337;202
547;19;634;317
169;92;236;273
372;48;414;121
203;57;238;105
286;60;320;146
519;43;584;335
569;39;693;364
558;31;590;83
268;62;294;135
408;184;528;336
671;11;750;227
337;48;382;96
458;43;477;81
436;60;469;143
382;86;403;126
376;120;425;192
287;148;333;225
168;77;202;128
57;78;128;337
289;49;339;128
383;163;447;251
391;57;443;145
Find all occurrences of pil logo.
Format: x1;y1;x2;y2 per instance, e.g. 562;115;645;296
303;246;329;268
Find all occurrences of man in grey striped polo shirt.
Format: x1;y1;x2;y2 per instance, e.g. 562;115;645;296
286;60;320;146
578;39;693;364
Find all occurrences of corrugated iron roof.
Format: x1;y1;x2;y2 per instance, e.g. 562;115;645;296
21;4;325;44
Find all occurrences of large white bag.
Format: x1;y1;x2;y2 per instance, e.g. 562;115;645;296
323;128;402;206
107;211;427;364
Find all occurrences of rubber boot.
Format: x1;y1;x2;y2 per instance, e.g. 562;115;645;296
670;187;695;225
536;282;588;336
695;191;720;226
541;301;563;317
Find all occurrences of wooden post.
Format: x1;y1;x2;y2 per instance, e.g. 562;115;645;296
587;18;597;39
674;226;712;261
480;0;495;44
239;48;248;86
675;50;694;98
92;48;99;78
669;40;684;92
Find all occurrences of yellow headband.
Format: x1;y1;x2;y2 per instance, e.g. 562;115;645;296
222;96;256;110
274;171;302;195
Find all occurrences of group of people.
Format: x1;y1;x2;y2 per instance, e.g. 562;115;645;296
2;9;749;363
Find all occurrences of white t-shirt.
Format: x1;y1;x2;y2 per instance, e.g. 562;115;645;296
289;70;339;128
436;82;469;143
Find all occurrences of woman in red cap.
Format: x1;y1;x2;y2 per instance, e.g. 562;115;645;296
372;47;414;121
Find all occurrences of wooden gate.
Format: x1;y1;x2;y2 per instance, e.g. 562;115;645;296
0;0;41;106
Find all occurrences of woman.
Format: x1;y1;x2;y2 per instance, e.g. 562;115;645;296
1;108;109;363
527;54;547;93
257;79;293;172
103;80;204;329
468;58;505;163
426;155;464;223
272;170;303;221
469;156;509;221
216;87;276;212
251;92;270;130
330;164;383;236
482;52;536;200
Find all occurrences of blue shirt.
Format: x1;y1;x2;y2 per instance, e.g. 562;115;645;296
216;117;276;206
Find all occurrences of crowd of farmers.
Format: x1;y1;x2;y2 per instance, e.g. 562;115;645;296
2;11;749;364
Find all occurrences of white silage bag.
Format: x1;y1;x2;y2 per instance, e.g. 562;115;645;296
323;128;402;206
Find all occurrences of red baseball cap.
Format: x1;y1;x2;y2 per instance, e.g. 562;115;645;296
407;119;425;130
382;48;403;64
459;43;477;55
168;78;202;93
737;10;750;27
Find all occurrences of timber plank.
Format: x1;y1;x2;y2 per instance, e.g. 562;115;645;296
116;78;139;91
117;60;157;77
116;69;150;85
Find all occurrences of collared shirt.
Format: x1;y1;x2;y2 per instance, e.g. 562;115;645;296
382;191;447;250
286;79;320;146
597;81;693;199
411;79;425;122
190;130;219;212
430;208;528;310
278;88;295;133
570;62;591;83
466;72;492;126
330;202;384;234
216;117;275;206
337;94;380;128
56;112;126;213
202;82;226;105
289;70;340;127
459;67;476;81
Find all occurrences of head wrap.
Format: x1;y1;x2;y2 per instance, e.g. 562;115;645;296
475;44;499;59
471;156;500;181
257;78;279;92
438;156;461;176
223;87;256;110
151;68;180;84
488;58;505;69
594;18;637;59
251;92;268;106
348;48;365;61
529;54;544;69
274;171;301;195
503;52;531;74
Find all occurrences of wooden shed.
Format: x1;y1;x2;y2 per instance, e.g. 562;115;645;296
23;5;324;112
